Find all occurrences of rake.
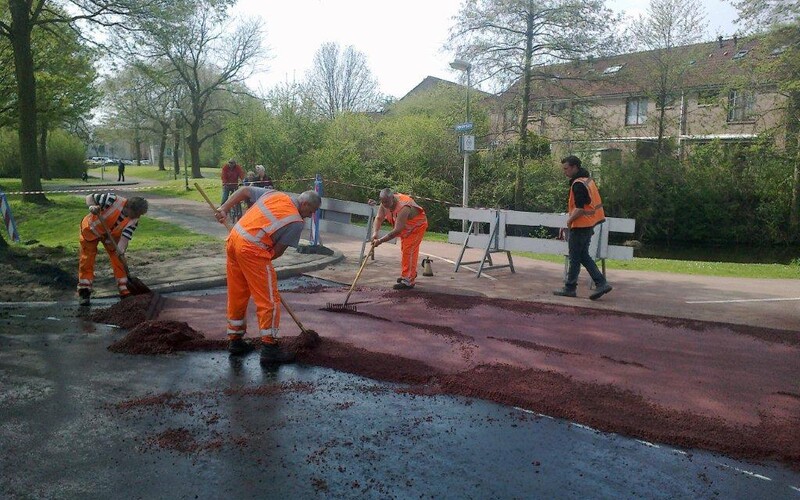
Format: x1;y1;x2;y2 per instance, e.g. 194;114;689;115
326;243;374;313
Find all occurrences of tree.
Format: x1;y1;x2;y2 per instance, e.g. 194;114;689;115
304;42;383;119
630;0;707;169
732;0;800;238
446;0;620;209
0;0;165;202
121;0;263;178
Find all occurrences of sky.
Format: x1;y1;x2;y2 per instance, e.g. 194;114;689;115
231;0;741;99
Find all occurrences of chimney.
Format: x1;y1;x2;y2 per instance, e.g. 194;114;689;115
718;35;724;48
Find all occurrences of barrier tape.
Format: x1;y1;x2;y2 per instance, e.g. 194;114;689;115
324;179;460;207
1;177;318;196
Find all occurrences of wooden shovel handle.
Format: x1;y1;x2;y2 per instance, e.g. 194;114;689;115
281;299;307;334
96;216;130;273
195;182;233;231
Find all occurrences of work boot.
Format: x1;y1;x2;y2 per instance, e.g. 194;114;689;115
589;282;613;301
78;288;91;306
228;338;254;356
260;342;295;366
396;277;403;283
393;278;414;290
552;287;577;298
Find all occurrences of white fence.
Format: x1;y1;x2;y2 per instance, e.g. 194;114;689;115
449;207;636;278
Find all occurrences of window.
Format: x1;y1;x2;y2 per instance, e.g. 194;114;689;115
625;97;647;125
697;89;719;106
550;101;568;115
727;90;755;122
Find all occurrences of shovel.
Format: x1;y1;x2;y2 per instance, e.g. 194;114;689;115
97;216;150;295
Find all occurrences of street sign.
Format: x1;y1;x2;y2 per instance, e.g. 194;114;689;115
454;122;473;132
460;135;476;153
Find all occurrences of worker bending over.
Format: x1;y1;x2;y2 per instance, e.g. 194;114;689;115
216;186;321;365
78;193;148;306
371;188;428;290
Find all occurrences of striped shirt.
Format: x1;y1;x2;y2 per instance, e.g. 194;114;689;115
93;193;139;241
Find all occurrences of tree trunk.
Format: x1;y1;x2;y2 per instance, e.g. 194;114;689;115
514;9;535;211
38;122;50;179
189;125;202;178
173;130;180;176
788;92;800;241
158;129;167;171
8;0;45;203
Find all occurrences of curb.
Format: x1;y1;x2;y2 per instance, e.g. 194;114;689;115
96;249;345;297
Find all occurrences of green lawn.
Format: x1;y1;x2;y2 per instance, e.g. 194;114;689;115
4;192;219;255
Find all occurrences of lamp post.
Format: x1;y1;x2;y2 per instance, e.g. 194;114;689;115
450;58;472;231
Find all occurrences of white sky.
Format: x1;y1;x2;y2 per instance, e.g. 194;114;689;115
232;0;740;99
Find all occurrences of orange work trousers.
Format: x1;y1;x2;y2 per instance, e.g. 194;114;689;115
78;218;129;295
226;231;281;344
399;222;428;285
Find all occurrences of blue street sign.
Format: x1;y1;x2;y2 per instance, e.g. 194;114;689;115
454;122;473;132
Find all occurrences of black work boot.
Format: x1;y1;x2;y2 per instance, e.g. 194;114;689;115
589;282;613;301
552;287;577;298
260;342;295;366
393;279;415;290
78;288;91;306
228;338;254;356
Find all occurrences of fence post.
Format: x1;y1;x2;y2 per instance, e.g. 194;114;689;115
0;191;20;242
312;173;323;246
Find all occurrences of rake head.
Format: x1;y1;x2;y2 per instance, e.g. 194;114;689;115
324;302;357;313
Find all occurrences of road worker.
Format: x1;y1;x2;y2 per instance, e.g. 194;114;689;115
553;155;613;300
78;193;148;306
371;188;428;290
215;186;321;365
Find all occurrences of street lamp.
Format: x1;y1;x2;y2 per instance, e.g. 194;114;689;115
450;59;472;231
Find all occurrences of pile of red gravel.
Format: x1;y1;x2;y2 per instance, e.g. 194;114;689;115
108;320;225;354
91;293;154;329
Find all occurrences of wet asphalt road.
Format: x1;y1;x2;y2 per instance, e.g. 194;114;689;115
1;294;799;499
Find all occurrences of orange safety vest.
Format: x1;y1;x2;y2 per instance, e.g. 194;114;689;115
568;177;605;228
232;191;303;257
86;196;130;239
385;194;427;238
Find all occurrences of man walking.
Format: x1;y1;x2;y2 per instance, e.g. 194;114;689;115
215;185;321;365
117;160;125;182
78;192;148;306
371;188;428;290
553;155;612;300
220;158;245;221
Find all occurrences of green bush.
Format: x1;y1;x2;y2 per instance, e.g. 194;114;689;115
47;129;86;178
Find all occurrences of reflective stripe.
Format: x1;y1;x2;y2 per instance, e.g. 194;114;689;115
78;279;92;285
117;277;128;284
227;328;246;334
234;224;270;249
266;263;278;329
227;318;246;327
89;197;126;238
260;327;279;339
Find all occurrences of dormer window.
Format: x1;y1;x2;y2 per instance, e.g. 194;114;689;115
603;65;623;75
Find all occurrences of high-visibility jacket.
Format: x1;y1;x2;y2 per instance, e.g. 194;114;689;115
568;177;605;228
85;195;131;240
232;190;302;258
385;194;427;238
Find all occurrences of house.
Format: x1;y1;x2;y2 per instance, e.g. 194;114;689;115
492;36;786;167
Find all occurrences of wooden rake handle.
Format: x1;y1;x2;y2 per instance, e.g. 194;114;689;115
195;182;233;231
343;243;374;306
281;299;308;334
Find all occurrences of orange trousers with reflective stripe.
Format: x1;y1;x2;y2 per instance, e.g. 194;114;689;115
399;222;427;285
78;221;128;294
226;232;280;343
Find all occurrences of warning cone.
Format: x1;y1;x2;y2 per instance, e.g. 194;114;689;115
421;257;434;276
